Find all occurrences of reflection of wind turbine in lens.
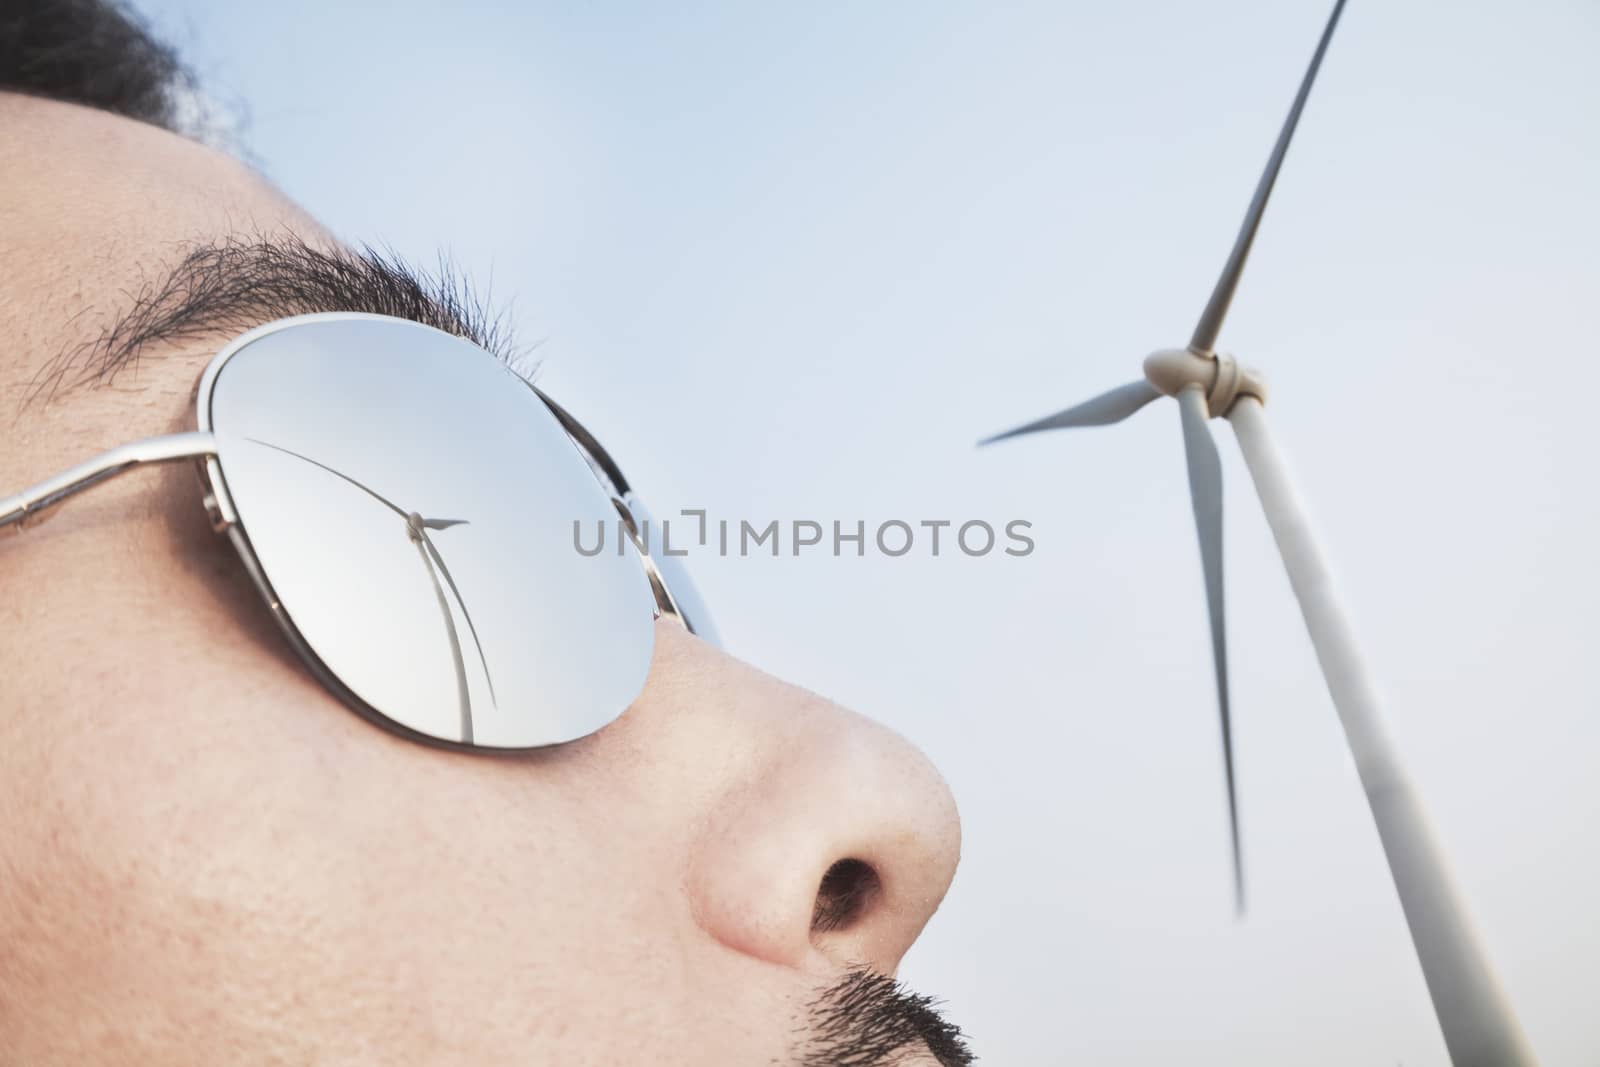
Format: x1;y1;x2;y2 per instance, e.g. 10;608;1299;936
248;439;496;744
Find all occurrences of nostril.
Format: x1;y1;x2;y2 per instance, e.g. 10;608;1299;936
810;858;881;935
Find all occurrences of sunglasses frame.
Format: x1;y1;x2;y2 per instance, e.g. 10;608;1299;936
1;312;703;752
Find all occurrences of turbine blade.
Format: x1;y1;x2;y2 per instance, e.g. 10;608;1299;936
1176;386;1244;914
420;533;498;708
979;380;1161;445
247;438;408;519
421;517;469;530
414;538;474;745
1189;0;1349;355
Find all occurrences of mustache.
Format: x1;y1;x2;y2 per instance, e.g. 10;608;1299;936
802;970;974;1067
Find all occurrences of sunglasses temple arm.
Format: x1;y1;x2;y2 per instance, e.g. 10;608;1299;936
0;432;219;535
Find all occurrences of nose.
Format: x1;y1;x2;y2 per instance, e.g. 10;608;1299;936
638;624;961;976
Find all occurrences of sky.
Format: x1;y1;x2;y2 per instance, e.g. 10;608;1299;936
136;1;1599;1062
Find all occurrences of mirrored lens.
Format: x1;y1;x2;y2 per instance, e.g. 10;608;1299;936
205;314;659;748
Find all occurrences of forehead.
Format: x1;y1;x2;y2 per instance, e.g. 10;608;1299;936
0;93;320;482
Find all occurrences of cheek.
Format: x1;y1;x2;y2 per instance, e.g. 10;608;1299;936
0;616;685;1059
0;492;662;1036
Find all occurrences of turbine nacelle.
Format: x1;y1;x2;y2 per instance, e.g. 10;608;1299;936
1143;347;1268;417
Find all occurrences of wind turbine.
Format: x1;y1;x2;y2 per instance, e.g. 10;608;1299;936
251;439;496;745
981;2;1537;1064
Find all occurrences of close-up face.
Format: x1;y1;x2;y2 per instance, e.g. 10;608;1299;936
10;1;1600;1063
0;40;964;1067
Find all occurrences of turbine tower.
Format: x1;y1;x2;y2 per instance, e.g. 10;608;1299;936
981;3;1537;1063
251;439;495;745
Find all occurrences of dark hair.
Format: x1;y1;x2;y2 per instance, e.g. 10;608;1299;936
0;0;196;133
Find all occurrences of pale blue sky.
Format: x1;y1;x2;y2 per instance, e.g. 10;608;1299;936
137;1;1599;1062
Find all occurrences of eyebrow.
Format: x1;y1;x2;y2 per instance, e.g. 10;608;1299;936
27;234;523;405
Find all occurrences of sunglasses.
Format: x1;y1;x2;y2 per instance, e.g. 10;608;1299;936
1;312;718;750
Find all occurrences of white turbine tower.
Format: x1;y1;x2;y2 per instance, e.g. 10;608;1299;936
981;2;1537;1064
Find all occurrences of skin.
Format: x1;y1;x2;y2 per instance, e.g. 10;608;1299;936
0;94;961;1065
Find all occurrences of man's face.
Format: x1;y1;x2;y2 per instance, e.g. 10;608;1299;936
0;95;964;1065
